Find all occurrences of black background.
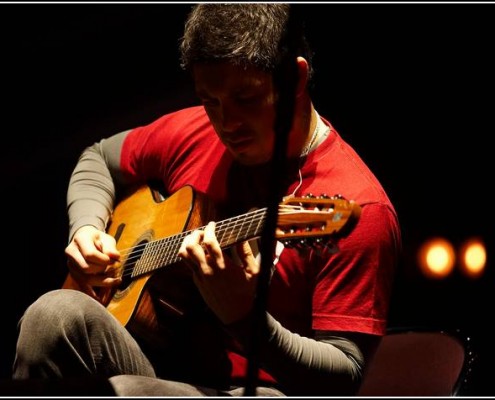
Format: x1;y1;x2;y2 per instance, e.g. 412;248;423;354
0;2;493;395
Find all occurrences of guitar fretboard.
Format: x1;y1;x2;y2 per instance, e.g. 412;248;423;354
130;208;268;278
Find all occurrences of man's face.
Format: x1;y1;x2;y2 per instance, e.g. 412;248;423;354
193;62;277;165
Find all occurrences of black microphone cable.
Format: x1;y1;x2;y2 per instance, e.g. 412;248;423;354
243;5;303;396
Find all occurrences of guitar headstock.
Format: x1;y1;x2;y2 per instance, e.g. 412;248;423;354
276;194;361;245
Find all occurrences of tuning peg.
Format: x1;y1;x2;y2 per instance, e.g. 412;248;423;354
282;240;308;250
313;237;324;245
282;240;294;248
297;238;309;247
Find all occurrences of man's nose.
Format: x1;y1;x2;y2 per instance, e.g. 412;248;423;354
219;103;242;132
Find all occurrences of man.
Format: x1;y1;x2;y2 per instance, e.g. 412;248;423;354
13;4;401;396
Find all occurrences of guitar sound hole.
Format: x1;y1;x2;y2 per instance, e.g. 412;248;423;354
120;239;148;290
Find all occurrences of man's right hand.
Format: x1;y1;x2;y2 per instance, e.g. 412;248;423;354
64;225;122;300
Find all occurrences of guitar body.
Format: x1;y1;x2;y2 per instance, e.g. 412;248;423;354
64;185;218;348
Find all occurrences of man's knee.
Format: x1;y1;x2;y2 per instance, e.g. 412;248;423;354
109;375;209;396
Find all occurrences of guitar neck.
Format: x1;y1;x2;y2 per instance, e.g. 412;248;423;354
131;208;267;278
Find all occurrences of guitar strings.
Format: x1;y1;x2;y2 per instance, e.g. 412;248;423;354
116;207;270;279
113;203;331;280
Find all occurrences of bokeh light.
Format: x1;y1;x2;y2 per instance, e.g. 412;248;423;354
417;237;455;279
459;237;487;279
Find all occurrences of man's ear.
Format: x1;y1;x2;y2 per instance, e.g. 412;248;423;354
295;56;309;97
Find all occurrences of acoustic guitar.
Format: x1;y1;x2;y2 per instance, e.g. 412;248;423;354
63;184;361;345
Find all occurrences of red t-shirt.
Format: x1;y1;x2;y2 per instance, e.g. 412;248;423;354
120;105;401;383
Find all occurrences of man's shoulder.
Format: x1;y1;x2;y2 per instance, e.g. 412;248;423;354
160;104;208;122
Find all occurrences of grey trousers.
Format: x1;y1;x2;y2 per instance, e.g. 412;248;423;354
12;289;284;396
